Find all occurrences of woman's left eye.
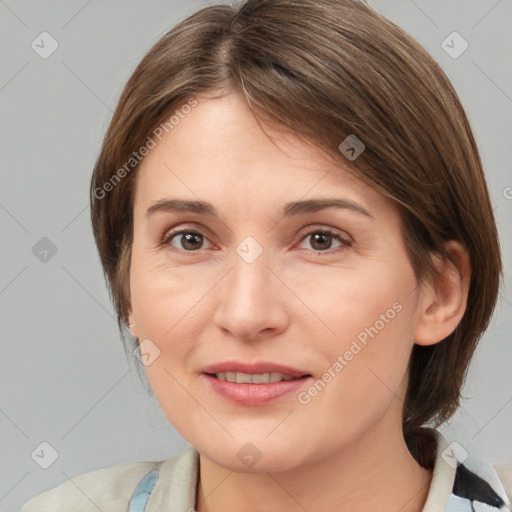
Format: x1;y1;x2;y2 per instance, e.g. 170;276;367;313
161;228;351;254
297;229;351;253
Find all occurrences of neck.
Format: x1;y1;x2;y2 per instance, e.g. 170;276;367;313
195;419;433;512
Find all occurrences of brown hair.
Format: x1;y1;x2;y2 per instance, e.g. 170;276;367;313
90;0;502;468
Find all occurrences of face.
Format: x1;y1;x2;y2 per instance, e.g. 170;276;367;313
128;88;426;472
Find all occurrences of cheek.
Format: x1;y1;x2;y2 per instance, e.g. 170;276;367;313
300;300;415;444
311;267;417;399
129;248;213;339
128;252;213;400
298;262;414;344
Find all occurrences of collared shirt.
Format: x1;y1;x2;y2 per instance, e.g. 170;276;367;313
21;430;511;511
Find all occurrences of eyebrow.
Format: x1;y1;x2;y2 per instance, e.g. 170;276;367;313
145;197;374;220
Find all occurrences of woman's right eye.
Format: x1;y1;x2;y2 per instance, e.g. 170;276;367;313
163;230;211;251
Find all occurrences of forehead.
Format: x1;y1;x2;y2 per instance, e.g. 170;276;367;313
133;90;398;224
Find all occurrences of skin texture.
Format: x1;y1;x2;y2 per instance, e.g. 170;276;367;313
127;88;470;512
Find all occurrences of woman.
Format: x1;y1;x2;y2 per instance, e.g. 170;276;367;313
22;0;511;510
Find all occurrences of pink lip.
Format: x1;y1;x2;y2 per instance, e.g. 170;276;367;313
201;373;312;406
200;360;313;406
202;360;311;378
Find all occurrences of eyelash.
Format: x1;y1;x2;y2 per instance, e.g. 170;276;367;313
159;226;352;256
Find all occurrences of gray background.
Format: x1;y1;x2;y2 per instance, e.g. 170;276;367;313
0;0;511;510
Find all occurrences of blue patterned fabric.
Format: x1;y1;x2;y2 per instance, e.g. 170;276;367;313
127;469;159;512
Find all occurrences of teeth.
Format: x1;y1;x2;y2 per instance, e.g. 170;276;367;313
214;372;298;383
236;372;252;384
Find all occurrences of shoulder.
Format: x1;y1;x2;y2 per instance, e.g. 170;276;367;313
20;448;192;512
21;460;159;511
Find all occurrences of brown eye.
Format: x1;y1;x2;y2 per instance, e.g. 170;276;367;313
166;230;208;251
298;229;351;254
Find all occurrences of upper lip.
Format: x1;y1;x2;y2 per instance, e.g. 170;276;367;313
202;361;311;378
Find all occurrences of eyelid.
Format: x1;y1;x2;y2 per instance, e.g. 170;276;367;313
159;222;216;246
296;223;352;244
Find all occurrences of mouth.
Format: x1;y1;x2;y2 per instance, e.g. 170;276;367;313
200;361;313;405
201;370;313;406
205;371;312;384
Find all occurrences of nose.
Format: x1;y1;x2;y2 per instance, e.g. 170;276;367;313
212;245;289;342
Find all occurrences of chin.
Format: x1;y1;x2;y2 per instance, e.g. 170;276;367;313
196;437;311;474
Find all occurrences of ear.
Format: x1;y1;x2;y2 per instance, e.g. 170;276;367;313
414;240;471;346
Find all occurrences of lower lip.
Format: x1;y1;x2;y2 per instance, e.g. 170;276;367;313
202;373;312;406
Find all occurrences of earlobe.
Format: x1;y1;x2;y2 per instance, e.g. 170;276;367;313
414;240;471;347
